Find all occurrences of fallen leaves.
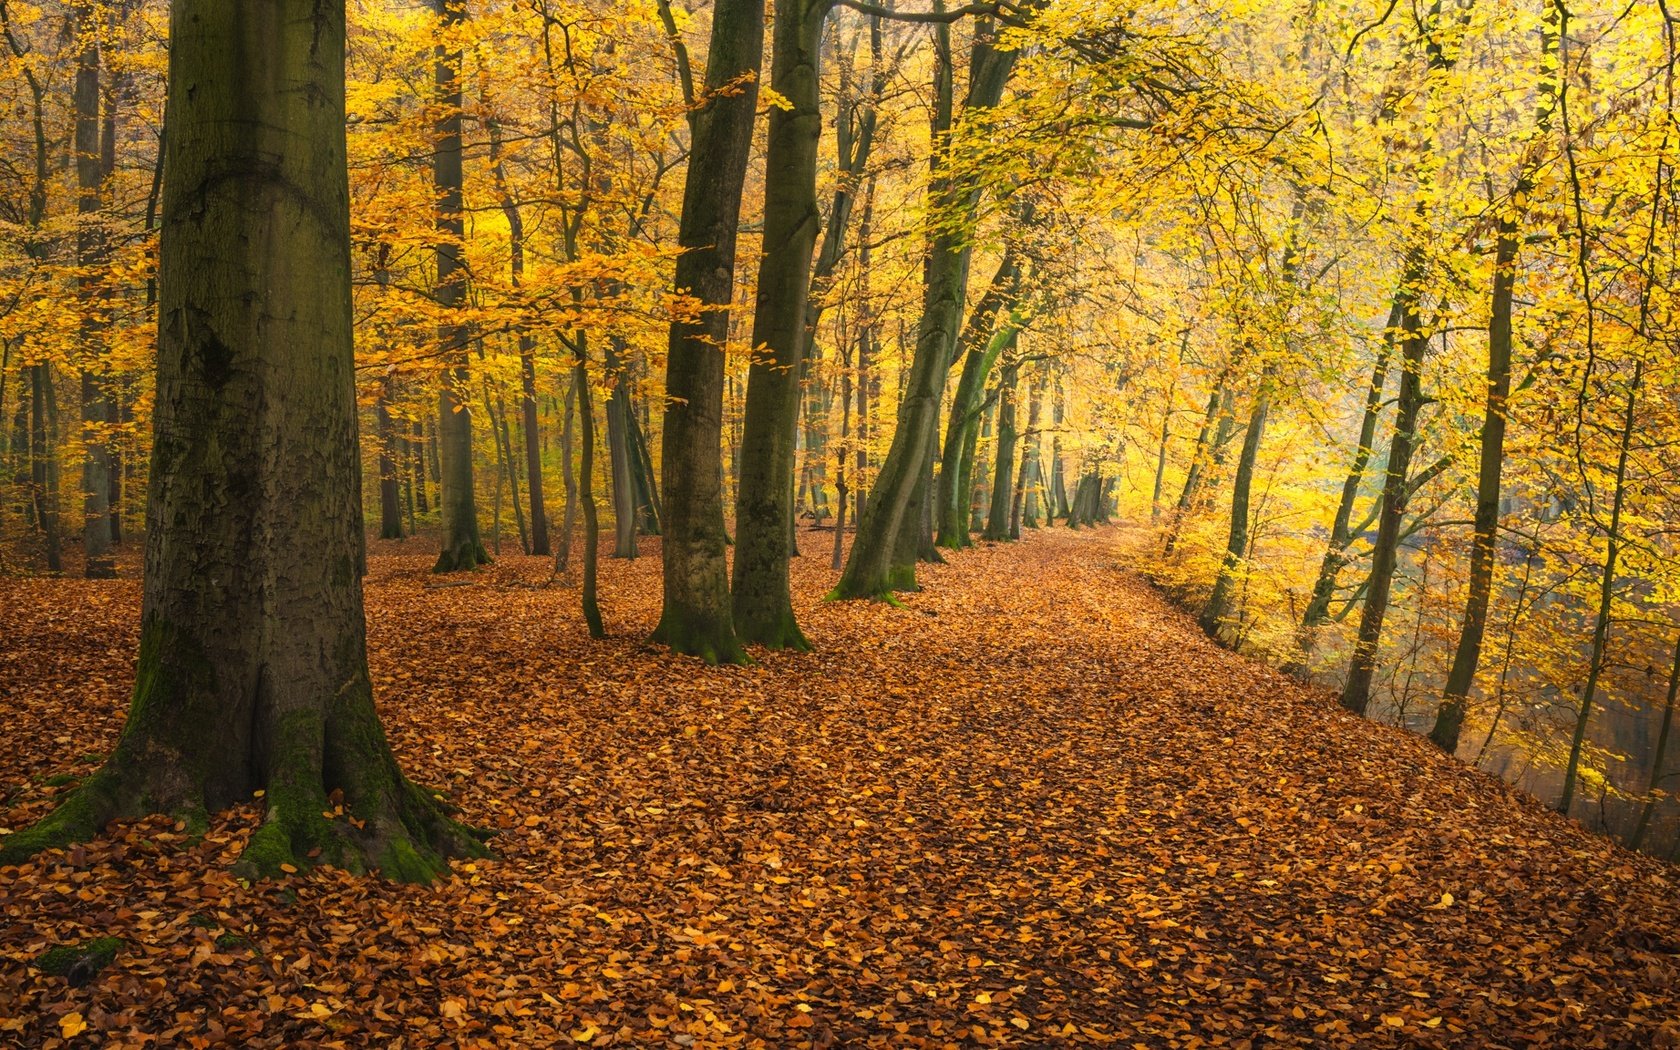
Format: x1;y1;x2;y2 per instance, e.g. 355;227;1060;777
0;527;1678;1047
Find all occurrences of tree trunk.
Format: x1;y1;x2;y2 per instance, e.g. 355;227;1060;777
649;0;763;662
732;0;824;651
1200;370;1271;639
1558;359;1643;816
1288;300;1400;671
30;364;63;572
983;363;1020;541
832;22;1016;600
75;10;115;577
431;0;488;573
0;0;487;880
1629;635;1680;851
1010;373;1040;538
554;371;578;572
573;353;604;638
1430;14;1559;751
1341;261;1429;716
376;374;404;539
936;259;1020;548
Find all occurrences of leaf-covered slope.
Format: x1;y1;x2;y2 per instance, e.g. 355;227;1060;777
2;527;1677;1048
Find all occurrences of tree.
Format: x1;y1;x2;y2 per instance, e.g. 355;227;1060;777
431;0;490;573
649;0;765;663
0;0;486;880
731;0;829;652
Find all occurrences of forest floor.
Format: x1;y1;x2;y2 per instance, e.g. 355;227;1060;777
2;526;1679;1049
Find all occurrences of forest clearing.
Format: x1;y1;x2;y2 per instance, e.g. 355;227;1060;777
4;528;1679;1048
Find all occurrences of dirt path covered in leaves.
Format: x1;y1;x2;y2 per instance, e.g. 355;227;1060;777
3;526;1678;1048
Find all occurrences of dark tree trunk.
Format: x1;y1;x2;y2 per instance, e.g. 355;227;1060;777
0;0;487;880
30;364;63;572
572;353;604;638
554;372;578;572
1010;373;1040;537
936;256;1019;548
75;10;115;577
486;108;550;557
1341;261;1429;716
832;22;1016;599
1289;300;1400;671
732;0;824;651
983;363;1019;541
1630;636;1680;851
376;375;404;540
1431;19;1559;752
606;350;639;559
650;0;763;662
1200;371;1271;639
431;0;488;573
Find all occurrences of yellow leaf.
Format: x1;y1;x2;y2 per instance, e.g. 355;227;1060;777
59;1012;87;1038
572;1023;600;1043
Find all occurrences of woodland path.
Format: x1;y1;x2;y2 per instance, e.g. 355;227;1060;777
2;526;1678;1048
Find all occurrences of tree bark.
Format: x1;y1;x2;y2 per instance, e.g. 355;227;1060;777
650;0;763;661
732;0;825;651
831;20;1016;599
1341;260;1429;716
983;363;1020;541
0;0;487;880
1430;11;1559;752
75;8;115;577
431;0;489;572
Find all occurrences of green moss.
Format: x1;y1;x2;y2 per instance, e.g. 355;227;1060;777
0;771;119;867
34;937;123;980
375;835;445;884
215;933;249;951
40;773;78;788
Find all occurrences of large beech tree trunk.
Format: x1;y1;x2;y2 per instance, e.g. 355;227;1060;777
732;0;824;651
649;0;763;662
0;0;486;881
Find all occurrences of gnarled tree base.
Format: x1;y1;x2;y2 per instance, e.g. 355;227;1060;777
0;710;491;883
650;612;750;666
433;539;491;574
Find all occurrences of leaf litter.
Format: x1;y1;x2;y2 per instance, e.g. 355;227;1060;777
2;527;1678;1048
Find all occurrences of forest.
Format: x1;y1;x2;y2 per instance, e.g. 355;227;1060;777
2;0;1680;1046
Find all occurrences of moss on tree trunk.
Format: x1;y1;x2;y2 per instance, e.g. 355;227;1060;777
1;0;487;882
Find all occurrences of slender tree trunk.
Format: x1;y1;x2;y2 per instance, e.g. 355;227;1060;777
30;364;63;572
377;374;404;539
1630;636;1680;851
74;9;115;577
486;108;549;556
1200;368;1272;638
554;371;578;572
1558;359;1644;816
650;0;762;661
1010;374;1040;538
431;0;488;572
732;0;824;651
1289;300;1400;669
983;363;1020;541
937;259;1020;548
832;22;1017;599
1342;262;1430;716
1431;15;1559;751
573;354;604;638
0;0;487;880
